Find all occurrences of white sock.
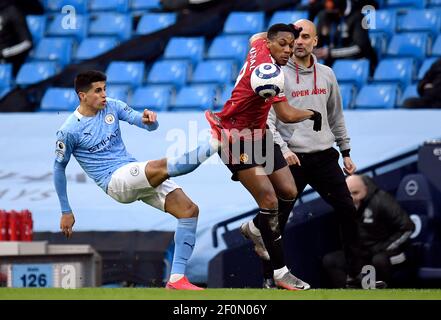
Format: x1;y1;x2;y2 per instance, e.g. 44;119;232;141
249;220;261;236
273;266;289;280
169;274;184;283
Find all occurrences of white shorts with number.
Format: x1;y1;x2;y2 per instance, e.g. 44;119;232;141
107;161;180;212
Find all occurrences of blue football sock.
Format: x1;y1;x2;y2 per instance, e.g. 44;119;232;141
171;217;198;275
167;139;219;177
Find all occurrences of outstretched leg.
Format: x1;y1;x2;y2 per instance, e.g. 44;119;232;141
143;139;220;188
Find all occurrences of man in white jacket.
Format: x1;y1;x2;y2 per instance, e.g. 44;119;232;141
242;19;361;288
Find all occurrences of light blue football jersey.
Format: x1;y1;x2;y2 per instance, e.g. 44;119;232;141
54;98;158;193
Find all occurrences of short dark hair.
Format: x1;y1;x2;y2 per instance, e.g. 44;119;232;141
267;23;295;40
74;70;107;94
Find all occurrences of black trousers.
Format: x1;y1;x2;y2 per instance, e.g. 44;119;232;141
323;249;406;288
287;147;362;276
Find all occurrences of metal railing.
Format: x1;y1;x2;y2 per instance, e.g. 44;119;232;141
211;147;420;247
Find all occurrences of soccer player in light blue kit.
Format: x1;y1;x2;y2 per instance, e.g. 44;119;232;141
54;70;203;290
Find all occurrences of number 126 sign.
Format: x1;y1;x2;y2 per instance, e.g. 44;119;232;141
11;264;54;288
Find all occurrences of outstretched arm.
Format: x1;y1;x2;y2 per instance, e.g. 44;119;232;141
54;161;75;238
54;130;76;238
115;100;159;131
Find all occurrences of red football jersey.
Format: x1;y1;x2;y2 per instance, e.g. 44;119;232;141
212;38;287;140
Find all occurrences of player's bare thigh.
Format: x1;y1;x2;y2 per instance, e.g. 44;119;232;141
268;165;298;200
164;188;199;219
237;166;278;209
145;158;169;187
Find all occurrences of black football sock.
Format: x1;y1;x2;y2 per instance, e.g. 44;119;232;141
257;208;285;269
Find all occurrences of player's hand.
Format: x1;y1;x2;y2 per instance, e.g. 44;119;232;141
307;109;322;131
60;212;75;239
142;109;157;125
343;157;356;175
284;150;301;166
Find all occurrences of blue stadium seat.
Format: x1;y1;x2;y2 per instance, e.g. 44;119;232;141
333;59;369;89
0;87;10;99
398;84;418;106
40;88;78;111
106;84;130;102
418;57;438;79
223;12;265;35
47;14;88;42
89;13;132;40
74;37;119;61
26;15;47;44
106;61;145;87
367;9;397;39
172;84;218;111
45;0;88;13
397;9;441;36
192;60;235;84
90;0;129;12
131;85;173;111
130;0;162;11
164;37;205;64
369;33;388;58
16;62;58;86
147;60;190;88
428;0;441;6
136;13;177;35
373;58;415;86
396;173;441;282
431;35;441;56
396;174;435;240
0;64;13;88
32;37;74;67
386;32;429;62
268;11;308;26
338;84;356;109
207;35;249;64
216;83;234;109
354;83;398;108
386;0;426;8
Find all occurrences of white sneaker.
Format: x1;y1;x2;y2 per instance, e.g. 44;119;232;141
275;272;311;291
240;221;270;260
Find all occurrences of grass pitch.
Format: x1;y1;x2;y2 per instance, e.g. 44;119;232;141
1;288;441;300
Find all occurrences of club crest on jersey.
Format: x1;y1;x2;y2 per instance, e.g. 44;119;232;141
55;140;66;161
240;153;249;163
130;166;139;176
105;114;115;124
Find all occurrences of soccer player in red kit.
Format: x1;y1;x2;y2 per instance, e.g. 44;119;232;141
166;24;322;289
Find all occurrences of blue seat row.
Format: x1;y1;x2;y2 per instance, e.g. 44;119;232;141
26;12;177;44
43;0;162;13
39;83;235;112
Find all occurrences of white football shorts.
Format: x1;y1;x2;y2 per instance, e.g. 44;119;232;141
107;161;180;211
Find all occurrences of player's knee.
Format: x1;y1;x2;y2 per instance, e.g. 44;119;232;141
372;253;389;269
278;184;297;200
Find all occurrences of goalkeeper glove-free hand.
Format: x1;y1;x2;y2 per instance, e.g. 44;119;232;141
307;109;322;131
290;24;303;39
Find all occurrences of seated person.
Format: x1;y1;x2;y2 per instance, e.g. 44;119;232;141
403;58;441;109
323;174;415;288
313;0;378;76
